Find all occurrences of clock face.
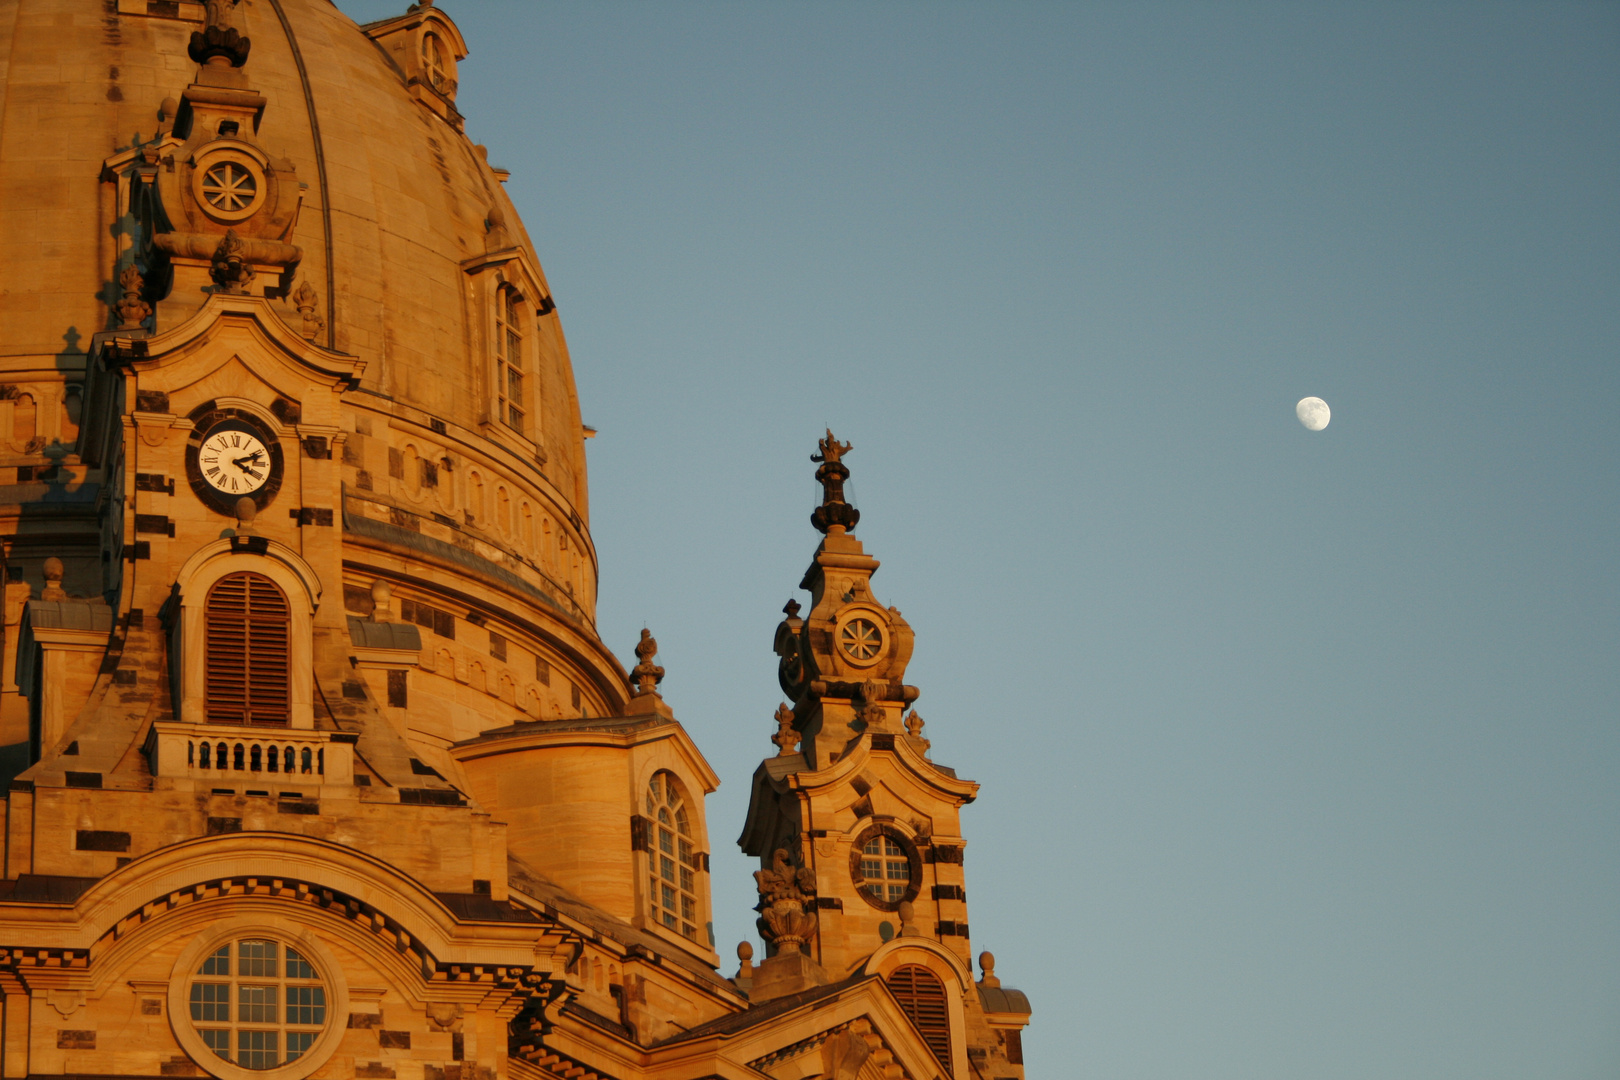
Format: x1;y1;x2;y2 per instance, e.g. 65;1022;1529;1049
198;423;272;496
185;409;284;513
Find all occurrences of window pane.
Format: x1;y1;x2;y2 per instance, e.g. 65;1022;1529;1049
238;940;278;977
863;838;881;855
659;828;673;854
662;911;676;929
285;948;317;981
190;983;229;1022
681;895;695;921
201;1029;231;1060
662;884;675;909
680;866;694;892
862;858;883;879
237;1029;279;1070
286;1031;316;1061
198;946;231;976
286;985;326;1026
238;984;278;1023
661;855;675;882
678;839;694;866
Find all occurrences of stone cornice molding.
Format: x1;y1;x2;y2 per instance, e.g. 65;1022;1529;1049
0;833;569;966
103;293;364;390
449;716;720;794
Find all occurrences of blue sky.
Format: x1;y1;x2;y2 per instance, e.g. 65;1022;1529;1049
338;3;1620;1075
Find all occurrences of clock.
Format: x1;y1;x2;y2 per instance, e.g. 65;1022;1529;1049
185;409;284;513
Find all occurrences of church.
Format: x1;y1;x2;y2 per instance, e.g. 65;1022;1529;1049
0;2;1032;1079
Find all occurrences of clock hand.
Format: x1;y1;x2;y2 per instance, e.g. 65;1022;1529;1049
231;451;264;471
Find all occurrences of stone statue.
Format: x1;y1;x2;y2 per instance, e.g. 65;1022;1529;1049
754;848;818;952
210;231;254;294
771;702;799;756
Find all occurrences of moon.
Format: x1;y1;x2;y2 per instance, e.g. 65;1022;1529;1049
1296;396;1331;431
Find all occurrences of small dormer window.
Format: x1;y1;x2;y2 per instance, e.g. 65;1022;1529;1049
495;286;525;434
646;772;702;941
421;31;449;92
205;572;291;726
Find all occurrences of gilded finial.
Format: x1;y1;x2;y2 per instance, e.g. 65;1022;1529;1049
629;628;664;697
809;428;860;534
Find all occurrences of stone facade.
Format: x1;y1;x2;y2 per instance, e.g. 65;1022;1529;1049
0;3;1031;1080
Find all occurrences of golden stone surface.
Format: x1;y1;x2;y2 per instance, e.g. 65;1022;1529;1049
0;2;1030;1078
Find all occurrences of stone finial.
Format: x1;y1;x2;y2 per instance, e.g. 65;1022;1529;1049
41;557;67;601
897;900;919;937
291;279;325;341
782;598;801;618
736;941;754;980
978;950;1001;988
629;628;664;697
754;848;818;951
771;702;800;757
157;96;179;136
190;1;251;67
210;231;255;294
114;264;151;330
809;428;860;534
233;496;257;535
370;580;394;623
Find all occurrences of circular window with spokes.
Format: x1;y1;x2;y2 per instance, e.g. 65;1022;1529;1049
168;924;347;1080
835;612;886;667
192;151;266;223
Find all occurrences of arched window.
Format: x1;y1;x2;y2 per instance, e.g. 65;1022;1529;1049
646;772;702;941
205;572;291;725
888;965;952;1071
420;31;448;92
495;286;525;434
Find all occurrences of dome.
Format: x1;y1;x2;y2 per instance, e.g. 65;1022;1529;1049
0;0;621;718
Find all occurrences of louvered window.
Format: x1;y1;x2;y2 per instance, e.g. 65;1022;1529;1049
205;573;291;726
888;964;952;1071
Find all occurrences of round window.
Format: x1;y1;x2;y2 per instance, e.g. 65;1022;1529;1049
201;162;257;213
169;925;347;1080
849;825;922;912
837;616;884;664
190;151;266;223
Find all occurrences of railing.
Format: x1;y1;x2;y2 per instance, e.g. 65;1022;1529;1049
148;722;354;787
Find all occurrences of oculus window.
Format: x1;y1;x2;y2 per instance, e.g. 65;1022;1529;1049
187;938;327;1071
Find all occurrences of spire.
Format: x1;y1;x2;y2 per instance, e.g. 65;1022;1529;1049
810;429;859;535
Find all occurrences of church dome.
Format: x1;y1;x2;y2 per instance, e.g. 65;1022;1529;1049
0;0;620;717
0;0;585;493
